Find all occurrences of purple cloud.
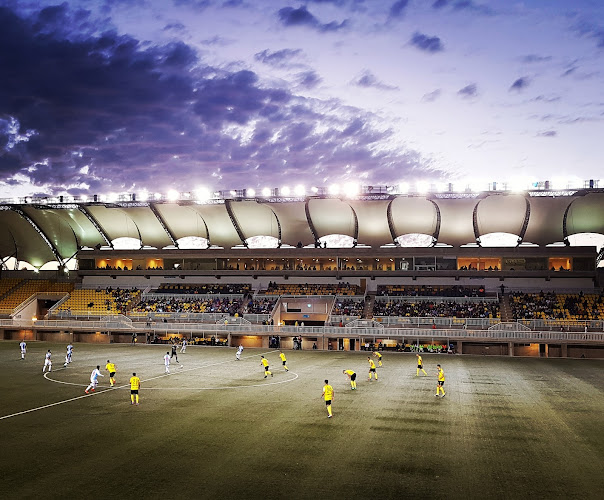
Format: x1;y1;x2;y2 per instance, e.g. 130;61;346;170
353;71;398;91
510;77;530;92
254;48;303;67
458;83;478;98
410;32;444;53
277;6;348;32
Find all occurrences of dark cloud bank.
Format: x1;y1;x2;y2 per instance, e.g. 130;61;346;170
0;4;438;196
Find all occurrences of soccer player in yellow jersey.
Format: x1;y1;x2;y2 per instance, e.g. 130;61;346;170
106;360;117;387
367;357;378;381
130;372;141;405
416;354;428;376
343;369;357;390
373;351;383;367
279;351;289;371
260;356;273;378
436;364;446;397
321;380;334;418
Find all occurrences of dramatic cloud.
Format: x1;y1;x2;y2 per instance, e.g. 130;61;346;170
573;19;604;48
352;71;398;91
410;32;444;53
537;130;557;137
277;6;348;32
510;77;530;91
520;54;552;64
254;48;303;67
388;0;409;20
458;83;478;98
422;89;442;102
297;70;322;89
0;4;434;195
452;1;494;15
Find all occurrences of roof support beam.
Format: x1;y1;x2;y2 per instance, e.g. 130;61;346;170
9;206;64;266
149;203;178;248
78;206;112;248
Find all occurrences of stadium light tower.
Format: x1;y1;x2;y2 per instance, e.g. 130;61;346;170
416;181;429;194
261;187;271;197
246;188;256;198
167;190;179;201
294;185;305;196
281;186;291;196
328;184;340;195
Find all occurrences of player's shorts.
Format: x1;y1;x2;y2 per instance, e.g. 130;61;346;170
369;368;376;372
131;389;139;394
282;361;287;366
350;373;356;381
438;381;445;386
418;364;423;369
109;372;116;377
44;359;52;365
325;400;332;406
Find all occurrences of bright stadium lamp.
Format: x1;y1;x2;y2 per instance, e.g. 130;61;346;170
328;184;340;195
343;182;359;197
80;194;88;202
167;190;179;201
294;185;305;196
281;186;291;196
311;186;319;194
261;187;271;197
416;181;429;194
398;182;409;194
194;187;211;202
154;192;162;200
246;188;256;197
138;191;148;202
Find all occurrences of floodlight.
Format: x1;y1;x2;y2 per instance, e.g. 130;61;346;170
167;190;179;201
246;188;256;197
229;190;237;197
262;187;271;197
294;185;305;196
80;195;88;202
310;186;319;193
194;187;211;202
281;186;291;196
154;192;162;200
107;193;118;202
343;182;359;197
416;181;429;194
138;191;149;202
328;184;340;195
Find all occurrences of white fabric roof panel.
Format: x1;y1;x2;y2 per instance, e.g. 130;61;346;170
474;194;528;238
348;199;392;247
152;203;210;241
115;206;174;249
21;207;79;259
523;196;570;246
0;209;57;267
228;201;280;241
565;193;604;237
307;198;357;239
434;198;477;247
268;202;315;247
389;197;439;239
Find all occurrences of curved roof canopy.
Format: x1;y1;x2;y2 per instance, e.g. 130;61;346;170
1;191;603;267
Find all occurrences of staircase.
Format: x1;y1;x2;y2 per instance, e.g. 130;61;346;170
500;293;514;322
362;292;376;319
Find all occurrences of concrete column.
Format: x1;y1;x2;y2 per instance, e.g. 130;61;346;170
456;341;463;354
508;342;514;356
561;343;568;358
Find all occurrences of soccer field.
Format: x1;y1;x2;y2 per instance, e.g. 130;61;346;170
1;341;604;500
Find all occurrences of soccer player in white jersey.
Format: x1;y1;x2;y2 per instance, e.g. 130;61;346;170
180;339;187;353
19;340;26;359
236;345;244;360
66;344;73;363
42;350;52;372
164;351;171;374
85;365;104;393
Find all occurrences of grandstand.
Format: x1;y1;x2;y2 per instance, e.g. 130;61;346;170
1;185;604;357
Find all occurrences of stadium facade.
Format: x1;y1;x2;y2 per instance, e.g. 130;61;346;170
1;186;604;358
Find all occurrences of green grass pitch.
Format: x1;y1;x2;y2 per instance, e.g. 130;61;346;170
1;341;604;499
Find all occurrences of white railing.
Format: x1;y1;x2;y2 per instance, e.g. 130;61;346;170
2;317;604;343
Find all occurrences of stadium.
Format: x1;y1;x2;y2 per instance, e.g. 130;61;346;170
2;183;604;499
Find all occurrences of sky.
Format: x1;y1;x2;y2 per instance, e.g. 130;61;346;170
0;0;603;199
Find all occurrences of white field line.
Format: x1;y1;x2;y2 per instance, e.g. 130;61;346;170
0;351;288;421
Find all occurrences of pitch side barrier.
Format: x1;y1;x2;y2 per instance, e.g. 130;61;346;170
3;318;604;344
